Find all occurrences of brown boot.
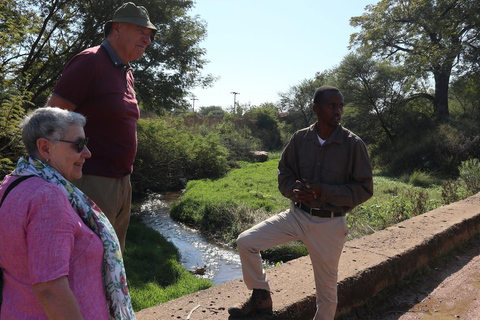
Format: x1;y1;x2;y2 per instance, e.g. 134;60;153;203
228;289;273;317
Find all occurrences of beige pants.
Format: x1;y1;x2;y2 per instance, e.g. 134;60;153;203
73;174;132;253
236;202;348;320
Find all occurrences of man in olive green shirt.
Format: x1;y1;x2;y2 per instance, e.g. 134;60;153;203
229;86;373;320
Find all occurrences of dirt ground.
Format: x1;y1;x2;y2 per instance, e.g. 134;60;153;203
339;234;480;320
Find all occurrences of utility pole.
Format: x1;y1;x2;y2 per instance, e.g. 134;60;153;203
191;95;198;112
230;92;240;114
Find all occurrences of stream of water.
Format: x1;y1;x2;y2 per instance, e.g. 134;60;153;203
138;193;243;285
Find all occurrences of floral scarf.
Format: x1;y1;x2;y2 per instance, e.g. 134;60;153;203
13;157;135;319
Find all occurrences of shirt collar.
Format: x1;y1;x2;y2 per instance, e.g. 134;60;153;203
101;40;131;71
306;123;343;145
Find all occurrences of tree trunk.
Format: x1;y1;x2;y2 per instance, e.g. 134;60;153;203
433;70;451;122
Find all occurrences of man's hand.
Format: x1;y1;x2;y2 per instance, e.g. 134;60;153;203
293;179;322;202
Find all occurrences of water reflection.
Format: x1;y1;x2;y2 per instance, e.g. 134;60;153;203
138;193;243;285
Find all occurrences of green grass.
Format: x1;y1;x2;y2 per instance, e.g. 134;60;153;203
123;215;212;311
170;160;462;249
346;175;445;239
179;159;289;212
170;159;290;244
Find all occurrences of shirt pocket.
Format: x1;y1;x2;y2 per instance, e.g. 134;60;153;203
322;160;348;184
299;158;314;178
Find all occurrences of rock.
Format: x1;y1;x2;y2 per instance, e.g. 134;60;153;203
251;151;268;162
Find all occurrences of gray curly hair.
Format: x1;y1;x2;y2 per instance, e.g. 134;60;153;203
21;107;86;158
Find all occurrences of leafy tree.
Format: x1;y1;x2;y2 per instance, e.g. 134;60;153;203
0;0;32;177
1;0;213;113
278;77;323;130
450;72;480;116
350;0;480;122
0;94;26;177
198;105;225;118
335;53;417;143
243;103;284;151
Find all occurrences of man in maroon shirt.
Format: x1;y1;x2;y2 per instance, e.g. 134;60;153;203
47;2;157;252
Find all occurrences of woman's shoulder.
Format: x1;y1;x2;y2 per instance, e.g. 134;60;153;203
1;175;67;205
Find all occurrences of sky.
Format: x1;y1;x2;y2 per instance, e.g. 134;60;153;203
188;0;376;110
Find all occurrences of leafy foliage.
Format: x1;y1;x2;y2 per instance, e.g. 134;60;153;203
335;53;417;144
215;118;261;162
350;0;480;122
132;116;229;194
1;0;213;113
450;72;480;117
0;98;26;177
408;170;435;188
243;103;286;151
278;77;325;132
458;158;480;195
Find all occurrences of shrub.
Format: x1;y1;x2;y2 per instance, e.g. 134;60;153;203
458;158;480;195
346;188;441;240
408;170;435;187
371;123;477;176
216;120;261;162
243;104;285;151
0;96;27;178
132;116;230;194
441;180;461;205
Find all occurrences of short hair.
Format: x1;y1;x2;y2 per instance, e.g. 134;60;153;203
21;107;86;158
313;86;341;104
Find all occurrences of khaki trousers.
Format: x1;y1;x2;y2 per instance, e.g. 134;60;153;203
236;202;348;320
73;174;132;253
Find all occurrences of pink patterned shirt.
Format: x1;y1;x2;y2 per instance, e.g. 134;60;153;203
0;175;109;319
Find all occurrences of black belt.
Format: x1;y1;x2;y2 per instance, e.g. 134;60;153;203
296;203;344;218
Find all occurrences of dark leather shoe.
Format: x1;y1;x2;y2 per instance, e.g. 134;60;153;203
228;289;273;317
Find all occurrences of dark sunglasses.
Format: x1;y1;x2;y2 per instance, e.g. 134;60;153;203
58;137;89;153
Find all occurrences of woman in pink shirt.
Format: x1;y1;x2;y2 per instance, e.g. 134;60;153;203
0;107;134;319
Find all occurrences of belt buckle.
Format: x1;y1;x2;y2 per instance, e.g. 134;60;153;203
309;207;321;215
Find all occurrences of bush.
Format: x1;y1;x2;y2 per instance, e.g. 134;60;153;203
132;116;230;194
216;120;261;162
371;123;478;176
458;158;480;195
0;98;27;178
346;188;441;240
243;104;285;151
441;180;462;205
408;170;435;187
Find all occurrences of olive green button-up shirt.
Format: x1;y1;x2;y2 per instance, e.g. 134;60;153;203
278;123;373;214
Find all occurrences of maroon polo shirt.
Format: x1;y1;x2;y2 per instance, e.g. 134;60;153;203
52;42;139;178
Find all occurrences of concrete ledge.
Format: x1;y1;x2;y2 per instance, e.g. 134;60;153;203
136;192;480;320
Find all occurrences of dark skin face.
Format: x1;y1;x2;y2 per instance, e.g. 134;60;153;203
293;90;344;202
312;90;344;140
